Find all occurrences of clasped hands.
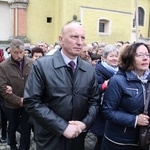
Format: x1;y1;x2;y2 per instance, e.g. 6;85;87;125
63;121;86;139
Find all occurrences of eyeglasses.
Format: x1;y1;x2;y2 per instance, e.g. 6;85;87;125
135;52;150;58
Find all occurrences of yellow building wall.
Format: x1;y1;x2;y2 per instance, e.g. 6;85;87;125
26;0;57;45
59;0;133;44
81;9;132;44
26;0;150;45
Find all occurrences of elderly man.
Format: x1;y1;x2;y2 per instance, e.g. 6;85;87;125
0;39;33;150
23;22;100;150
79;44;91;62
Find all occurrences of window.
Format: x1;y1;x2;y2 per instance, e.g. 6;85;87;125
133;7;145;27
98;19;111;35
47;17;52;23
99;22;105;32
138;7;144;26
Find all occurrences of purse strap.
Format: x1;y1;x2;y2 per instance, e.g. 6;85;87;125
143;82;150;114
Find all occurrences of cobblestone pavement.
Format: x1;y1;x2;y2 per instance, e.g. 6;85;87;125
0;130;97;150
85;132;97;150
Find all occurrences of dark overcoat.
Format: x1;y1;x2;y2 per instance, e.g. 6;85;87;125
23;49;100;150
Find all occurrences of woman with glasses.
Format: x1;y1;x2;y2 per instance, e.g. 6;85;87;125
101;43;150;150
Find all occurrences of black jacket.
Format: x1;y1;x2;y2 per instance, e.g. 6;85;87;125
23;49;100;150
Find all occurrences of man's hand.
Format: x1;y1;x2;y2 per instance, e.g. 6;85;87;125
5;85;23;107
20;98;23;107
63;124;82;139
5;85;12;94
69;121;86;131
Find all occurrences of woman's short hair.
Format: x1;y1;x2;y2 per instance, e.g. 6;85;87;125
90;53;101;61
102;44;119;58
118;43;150;71
31;47;44;57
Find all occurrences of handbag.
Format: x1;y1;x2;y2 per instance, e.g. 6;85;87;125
139;83;150;149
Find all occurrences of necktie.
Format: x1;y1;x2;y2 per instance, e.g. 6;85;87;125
19;61;22;73
68;61;75;71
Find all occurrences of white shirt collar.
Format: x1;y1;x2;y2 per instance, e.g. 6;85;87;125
61;50;77;67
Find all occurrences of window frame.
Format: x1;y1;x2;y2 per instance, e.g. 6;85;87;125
98;18;111;36
133;6;145;28
138;7;144;26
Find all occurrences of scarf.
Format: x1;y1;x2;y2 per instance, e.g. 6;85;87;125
101;61;118;74
131;69;150;84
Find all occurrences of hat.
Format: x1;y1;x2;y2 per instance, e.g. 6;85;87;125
24;46;31;53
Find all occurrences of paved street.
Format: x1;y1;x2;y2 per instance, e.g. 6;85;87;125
85;132;97;150
0;130;97;150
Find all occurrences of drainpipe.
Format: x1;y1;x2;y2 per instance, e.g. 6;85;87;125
148;4;150;38
135;0;139;42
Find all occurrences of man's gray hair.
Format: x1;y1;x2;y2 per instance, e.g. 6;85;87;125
10;39;24;51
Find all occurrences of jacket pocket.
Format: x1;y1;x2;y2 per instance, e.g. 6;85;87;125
125;88;138;101
126;88;138;94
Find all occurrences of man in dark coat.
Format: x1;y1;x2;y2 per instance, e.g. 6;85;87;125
23;22;100;150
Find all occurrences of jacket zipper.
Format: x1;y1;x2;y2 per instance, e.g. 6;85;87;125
124;87;139;133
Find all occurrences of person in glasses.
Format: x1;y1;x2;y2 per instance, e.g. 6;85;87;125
101;43;150;150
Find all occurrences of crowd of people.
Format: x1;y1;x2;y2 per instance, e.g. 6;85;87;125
0;21;150;150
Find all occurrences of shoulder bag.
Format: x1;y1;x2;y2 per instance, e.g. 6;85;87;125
139;83;150;150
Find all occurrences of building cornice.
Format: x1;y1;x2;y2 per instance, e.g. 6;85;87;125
8;0;28;8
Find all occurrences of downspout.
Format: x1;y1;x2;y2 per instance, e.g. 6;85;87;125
135;0;139;42
148;3;150;37
15;7;18;37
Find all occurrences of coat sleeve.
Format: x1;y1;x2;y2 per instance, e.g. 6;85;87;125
81;70;100;130
23;63;68;136
0;65;21;106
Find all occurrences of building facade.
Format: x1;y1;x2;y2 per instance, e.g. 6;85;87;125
0;0;150;47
